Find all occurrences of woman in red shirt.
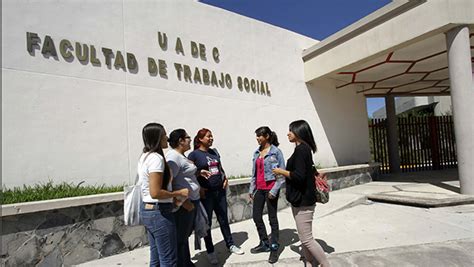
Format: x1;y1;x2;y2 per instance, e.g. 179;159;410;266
248;126;286;264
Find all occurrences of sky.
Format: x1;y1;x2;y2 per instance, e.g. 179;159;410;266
200;0;392;117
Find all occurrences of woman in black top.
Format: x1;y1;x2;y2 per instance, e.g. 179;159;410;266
273;120;329;267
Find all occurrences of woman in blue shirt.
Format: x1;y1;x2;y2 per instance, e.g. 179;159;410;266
188;128;244;265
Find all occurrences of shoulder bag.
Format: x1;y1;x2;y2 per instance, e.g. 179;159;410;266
314;171;330;204
123;173;142;226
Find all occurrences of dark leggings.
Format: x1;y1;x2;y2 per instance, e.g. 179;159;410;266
201;188;234;253
252;189;279;244
175;200;199;267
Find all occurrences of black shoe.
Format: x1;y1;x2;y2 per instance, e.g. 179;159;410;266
268;249;279;264
250;241;270;254
270;243;279;251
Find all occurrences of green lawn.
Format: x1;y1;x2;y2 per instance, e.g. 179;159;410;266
1;181;124;205
1;176;251;205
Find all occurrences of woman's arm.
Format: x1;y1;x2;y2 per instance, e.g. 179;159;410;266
272;146;309;186
198;169;212;179
272;149;290;178
287;147;312;186
249;153;258;200
182;199;195;211
272;168;290;178
214;149;229;189
277;148;286;169
269;148;286;198
271;149;288;176
149;172;188;199
167;159;180;179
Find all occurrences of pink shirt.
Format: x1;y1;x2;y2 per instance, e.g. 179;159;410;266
256;158;275;190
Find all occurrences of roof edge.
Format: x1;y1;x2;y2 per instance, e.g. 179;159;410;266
302;0;426;61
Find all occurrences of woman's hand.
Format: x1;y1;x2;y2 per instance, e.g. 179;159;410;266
176;188;189;198
222;178;228;189
272;168;282;175
200;170;212;179
268;193;276;199
174;196;185;207
248;193;254;201
182;200;195;211
272;168;290;178
272;168;283;175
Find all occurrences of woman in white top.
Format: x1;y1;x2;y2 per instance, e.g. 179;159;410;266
139;122;188;267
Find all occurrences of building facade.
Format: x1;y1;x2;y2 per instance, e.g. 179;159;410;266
1;0;370;188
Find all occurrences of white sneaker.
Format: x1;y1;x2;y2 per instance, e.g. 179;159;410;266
207;252;219;265
229;245;244;255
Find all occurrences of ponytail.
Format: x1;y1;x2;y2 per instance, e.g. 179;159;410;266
255;126;279;147
269;131;279;147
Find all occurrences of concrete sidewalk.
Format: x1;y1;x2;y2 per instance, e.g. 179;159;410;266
225;238;474;267
79;170;474;266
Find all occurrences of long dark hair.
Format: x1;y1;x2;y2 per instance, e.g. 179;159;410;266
168;128;187;149
193;128;211;150
255;126;279;147
142;122;171;187
289;120;317;153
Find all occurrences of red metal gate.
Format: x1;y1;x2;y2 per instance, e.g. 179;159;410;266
369;116;457;174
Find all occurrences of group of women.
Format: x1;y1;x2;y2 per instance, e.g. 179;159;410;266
137;120;329;267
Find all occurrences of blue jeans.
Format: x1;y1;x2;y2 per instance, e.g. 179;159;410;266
141;202;177;267
201;188;234;253
174;200;199;267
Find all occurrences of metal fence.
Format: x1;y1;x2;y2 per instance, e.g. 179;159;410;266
369;116;457;174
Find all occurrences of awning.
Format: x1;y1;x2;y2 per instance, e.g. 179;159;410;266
303;0;474;97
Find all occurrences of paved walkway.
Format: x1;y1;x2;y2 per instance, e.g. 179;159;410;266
225;239;474;267
79;169;474;266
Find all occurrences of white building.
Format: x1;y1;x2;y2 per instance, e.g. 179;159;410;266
302;0;473;193
2;0;473;194
1;0;369;188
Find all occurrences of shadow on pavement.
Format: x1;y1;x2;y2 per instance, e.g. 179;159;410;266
376;169;458;183
277;228;300;260
430;182;461;193
192;231;248;267
289;238;335;266
278;228;335;264
289;239;335;255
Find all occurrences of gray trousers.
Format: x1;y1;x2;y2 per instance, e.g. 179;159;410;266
291;205;330;267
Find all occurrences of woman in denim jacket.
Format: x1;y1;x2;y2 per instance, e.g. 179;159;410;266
248;126;285;263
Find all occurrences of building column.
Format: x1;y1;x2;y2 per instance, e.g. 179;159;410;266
385;94;401;173
446;26;474;195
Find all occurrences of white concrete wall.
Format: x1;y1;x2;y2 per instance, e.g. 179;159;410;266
434;96;452;115
1;0;370;187
308;79;370;166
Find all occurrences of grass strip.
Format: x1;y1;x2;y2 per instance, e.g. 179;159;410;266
1;175;251;204
1;181;124;205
